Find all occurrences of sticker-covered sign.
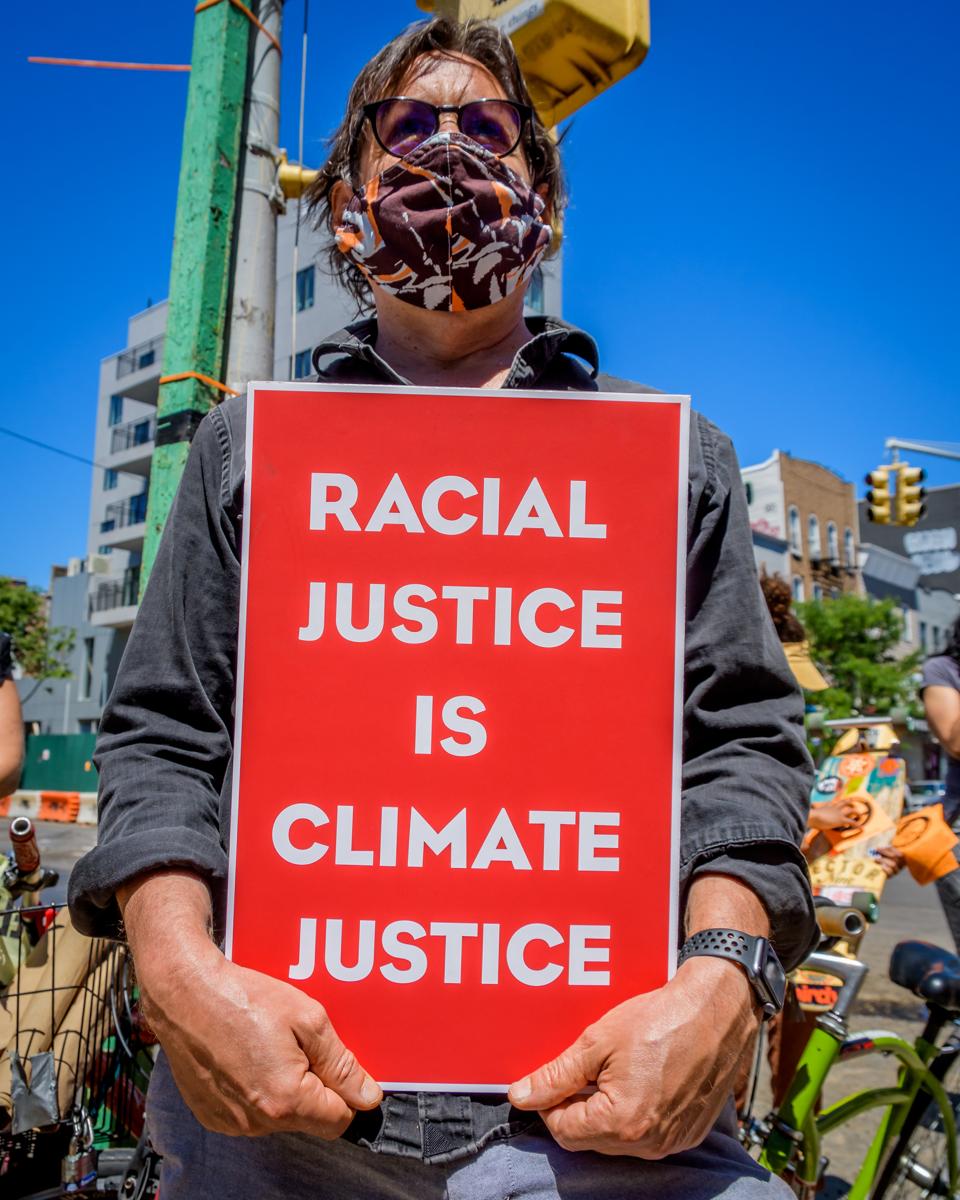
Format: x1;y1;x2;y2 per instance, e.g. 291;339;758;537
808;752;906;896
226;383;689;1090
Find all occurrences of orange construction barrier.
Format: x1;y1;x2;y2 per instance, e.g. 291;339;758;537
36;792;81;823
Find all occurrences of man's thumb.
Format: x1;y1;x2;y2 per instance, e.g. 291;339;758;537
297;1012;382;1111
508;1039;595;1110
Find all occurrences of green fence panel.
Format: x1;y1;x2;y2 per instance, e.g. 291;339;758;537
20;734;98;792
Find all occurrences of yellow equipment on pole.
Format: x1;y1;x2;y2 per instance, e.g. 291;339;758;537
416;0;651;126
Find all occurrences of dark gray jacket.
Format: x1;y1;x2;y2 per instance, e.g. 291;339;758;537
69;315;816;1161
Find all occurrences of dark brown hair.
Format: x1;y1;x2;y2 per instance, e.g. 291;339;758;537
304;17;566;311
942;615;960;668
760;570;807;644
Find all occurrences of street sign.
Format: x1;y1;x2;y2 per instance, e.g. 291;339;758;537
226;382;689;1090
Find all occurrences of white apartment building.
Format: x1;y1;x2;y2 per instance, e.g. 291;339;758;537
80;207;563;712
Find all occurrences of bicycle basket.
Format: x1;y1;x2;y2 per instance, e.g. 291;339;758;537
0;903;153;1187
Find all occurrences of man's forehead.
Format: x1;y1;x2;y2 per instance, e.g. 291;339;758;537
395;52;506;101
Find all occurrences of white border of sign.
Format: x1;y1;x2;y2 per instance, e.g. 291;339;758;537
225;381;690;1092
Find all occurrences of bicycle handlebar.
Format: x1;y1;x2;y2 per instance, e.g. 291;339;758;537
9;816;41;875
815;904;866;941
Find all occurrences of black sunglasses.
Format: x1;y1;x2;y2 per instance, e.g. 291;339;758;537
362;96;534;160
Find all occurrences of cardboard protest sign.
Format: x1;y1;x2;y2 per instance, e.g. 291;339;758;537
226;383;688;1090
808;751;906;897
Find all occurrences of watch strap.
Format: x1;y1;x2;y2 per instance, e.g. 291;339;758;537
678;928;782;1019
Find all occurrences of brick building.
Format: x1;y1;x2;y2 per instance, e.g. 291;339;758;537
741;450;862;601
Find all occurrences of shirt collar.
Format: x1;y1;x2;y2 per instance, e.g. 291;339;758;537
311;315;599;388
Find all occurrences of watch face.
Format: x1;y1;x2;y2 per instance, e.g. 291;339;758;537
761;947;787;1009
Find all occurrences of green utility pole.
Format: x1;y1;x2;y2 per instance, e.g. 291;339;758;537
141;0;252;585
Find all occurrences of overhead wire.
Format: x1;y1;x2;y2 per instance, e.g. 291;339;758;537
0;425;145;478
28;57;190;71
290;0;309;379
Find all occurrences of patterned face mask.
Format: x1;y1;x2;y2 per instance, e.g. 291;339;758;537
335;131;552;313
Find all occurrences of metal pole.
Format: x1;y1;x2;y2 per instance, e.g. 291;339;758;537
884;438;960;463
141;0;252;586
226;1;284;392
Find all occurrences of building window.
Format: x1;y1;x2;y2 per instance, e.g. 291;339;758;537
78;718;98;734
296;266;315;312
744;481;754;505
812;583;823;602
79;637;94;701
108;394;123;426
97;545;114;555
808;514;821;559
103;468;118;491
788;506;802;556
792;575;805;602
933;626;942;652
844;527;855;568
130;491;148;524
827;521;839;562
901;607;912;642
920;621;928;651
294;348;313;379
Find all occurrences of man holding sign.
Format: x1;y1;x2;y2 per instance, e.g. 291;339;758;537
70;17;815;1199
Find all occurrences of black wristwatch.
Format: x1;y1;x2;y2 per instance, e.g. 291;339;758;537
677;929;786;1020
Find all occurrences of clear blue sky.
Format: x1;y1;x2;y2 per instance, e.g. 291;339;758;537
3;1;957;587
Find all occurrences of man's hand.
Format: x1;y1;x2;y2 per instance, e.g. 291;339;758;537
874;844;906;879
508;873;769;1158
508;956;758;1157
121;870;382;1138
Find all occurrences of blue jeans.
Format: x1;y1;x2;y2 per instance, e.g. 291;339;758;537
147;1053;791;1199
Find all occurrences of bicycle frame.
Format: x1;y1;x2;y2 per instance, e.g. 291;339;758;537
759;951;959;1198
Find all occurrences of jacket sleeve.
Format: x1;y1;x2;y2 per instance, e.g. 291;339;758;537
681;419;817;970
68;405;241;938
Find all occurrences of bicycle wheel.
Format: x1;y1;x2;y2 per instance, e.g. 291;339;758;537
875;1031;960;1199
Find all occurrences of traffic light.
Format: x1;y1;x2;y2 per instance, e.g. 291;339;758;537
864;467;892;524
894;464;927;526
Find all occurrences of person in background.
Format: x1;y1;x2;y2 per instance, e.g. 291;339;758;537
922;615;960;952
743;575;903;1111
0;632;25;797
758;571;829;693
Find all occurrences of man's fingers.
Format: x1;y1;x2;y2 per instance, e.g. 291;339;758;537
290;1071;356;1138
541;1090;616;1150
295;1008;382;1111
508;1036;598;1110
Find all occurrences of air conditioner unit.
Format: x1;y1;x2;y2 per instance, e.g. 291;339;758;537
88;555;112;575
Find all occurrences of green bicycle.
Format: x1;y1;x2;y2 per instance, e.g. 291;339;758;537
742;938;960;1199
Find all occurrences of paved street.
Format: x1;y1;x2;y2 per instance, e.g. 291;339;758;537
15;821;960;1194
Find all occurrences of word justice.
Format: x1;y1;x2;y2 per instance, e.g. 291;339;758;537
272;804;622;872
310;473;607;539
298;582;623;648
289;917;612;988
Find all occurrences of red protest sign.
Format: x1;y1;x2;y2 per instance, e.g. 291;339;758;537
226;383;688;1091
